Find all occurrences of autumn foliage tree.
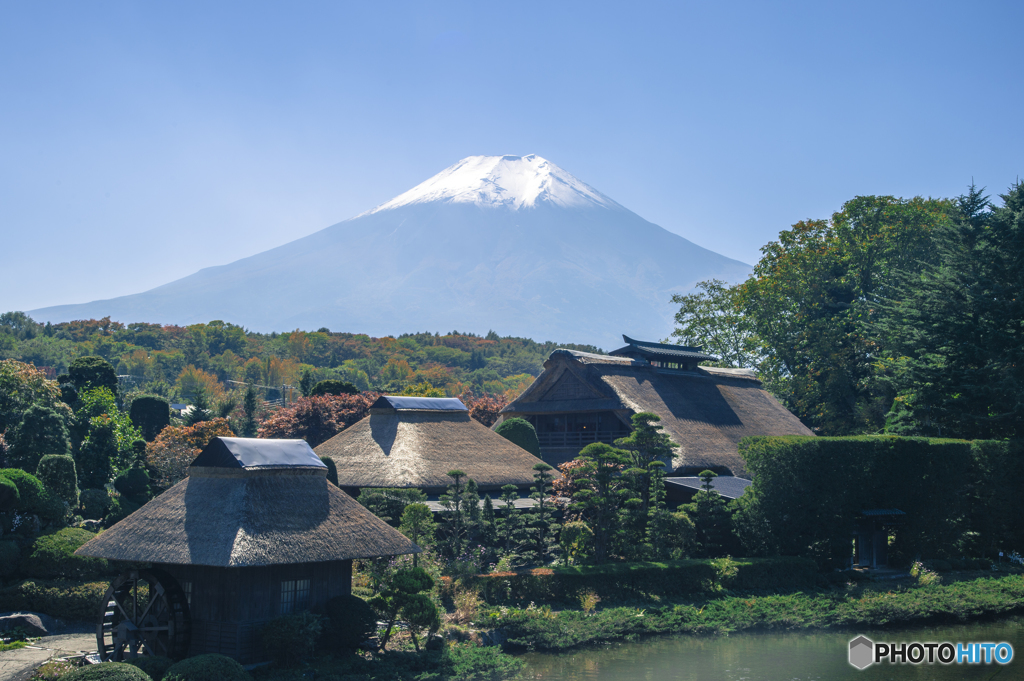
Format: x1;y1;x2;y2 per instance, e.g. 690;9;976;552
458;391;508;427
146;418;234;489
258;393;379;447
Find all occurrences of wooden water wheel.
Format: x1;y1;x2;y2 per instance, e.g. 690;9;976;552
96;568;191;661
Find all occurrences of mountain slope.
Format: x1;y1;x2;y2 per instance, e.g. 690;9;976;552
32;155;750;349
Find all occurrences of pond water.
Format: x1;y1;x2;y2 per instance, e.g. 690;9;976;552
520;617;1024;680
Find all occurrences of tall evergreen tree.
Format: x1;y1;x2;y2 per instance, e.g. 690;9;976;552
873;182;1024;439
241;381;260;437
570;443;628;564
526;462;558;564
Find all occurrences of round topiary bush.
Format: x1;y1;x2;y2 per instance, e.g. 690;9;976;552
163;654;250;681
19;527;108;579
494;417;542;457
80;488;112;520
63;661;153;681
0;475;19;512
325;594;378;649
114;468;151;505
126;655;174;681
36;454;80;509
0;468;47;515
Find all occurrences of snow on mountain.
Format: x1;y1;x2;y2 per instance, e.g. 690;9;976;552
31;155;751;349
361;154;623;214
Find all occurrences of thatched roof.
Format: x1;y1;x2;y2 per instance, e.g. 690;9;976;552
75;438;419;567
315;396;554;493
499;348;813;478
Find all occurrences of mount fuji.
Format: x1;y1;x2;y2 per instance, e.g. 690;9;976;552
31;155;750;349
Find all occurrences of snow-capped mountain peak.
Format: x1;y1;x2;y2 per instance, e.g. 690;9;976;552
361;154;623;215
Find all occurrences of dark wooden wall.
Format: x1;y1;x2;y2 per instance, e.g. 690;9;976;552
158;560;352;663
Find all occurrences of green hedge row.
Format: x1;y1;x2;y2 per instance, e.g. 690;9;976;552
736;436;1024;569
0;579;108;620
465;556;819;605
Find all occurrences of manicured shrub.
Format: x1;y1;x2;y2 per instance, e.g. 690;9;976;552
0;475;19;512
62;661;152;681
310;380;358;397
114;468;151;505
259;611;324;665
126;655;174;681
494;418;541;457
36;454;80;509
0;579;108;620
0;540;20;577
19;527;108;579
6;405;72;473
0;468;47;514
324;594;377;649
130;396;171;442
65;356;119;395
80;488;112;520
318;456;338;487
163;653;250;681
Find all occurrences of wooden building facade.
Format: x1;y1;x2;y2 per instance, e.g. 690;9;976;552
77;437;418;663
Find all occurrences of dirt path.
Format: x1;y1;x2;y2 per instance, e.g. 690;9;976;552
0;632;95;681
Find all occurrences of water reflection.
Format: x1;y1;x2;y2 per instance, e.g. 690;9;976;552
520;618;1024;680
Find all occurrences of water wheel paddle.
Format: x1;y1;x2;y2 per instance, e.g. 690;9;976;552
96;568;191;661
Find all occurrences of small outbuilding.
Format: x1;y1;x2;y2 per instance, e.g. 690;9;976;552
76;437;418;664
315;395;556;495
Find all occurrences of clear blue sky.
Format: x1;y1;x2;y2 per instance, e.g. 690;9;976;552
3;0;1021;314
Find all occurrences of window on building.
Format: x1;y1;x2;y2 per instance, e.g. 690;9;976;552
181;581;192;606
280;579;311;614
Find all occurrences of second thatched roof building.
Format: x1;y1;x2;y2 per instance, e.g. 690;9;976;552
315;395;554;494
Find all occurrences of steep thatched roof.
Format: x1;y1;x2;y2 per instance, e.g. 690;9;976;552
500;348;813;478
315;396;554;493
75;438;419;566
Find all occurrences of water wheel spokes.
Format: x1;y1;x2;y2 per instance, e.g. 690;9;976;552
97;568;191;661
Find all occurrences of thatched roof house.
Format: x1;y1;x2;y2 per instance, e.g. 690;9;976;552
315;395;554;494
497;337;813;478
76;437;417;663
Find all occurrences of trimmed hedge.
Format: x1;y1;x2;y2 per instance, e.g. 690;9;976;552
737;436;1024;569
20;527;108;579
0;468;47;514
324;594;377;649
494;418;541;457
467;556;820;605
37;454;80;509
63;663;153;681
0;475;18;512
0;579;109;620
130;396;171;442
0;540;20;577
126;655;174;681
164;654;250;681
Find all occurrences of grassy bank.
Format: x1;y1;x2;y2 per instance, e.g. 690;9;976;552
484;573;1024;651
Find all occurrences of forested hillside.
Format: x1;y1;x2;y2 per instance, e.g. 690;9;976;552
0;317;601;404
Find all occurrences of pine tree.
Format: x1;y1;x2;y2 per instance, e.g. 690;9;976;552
185;385;212;426
497;483;527;564
438;470;469;560
241;382;260;437
527;462;559;565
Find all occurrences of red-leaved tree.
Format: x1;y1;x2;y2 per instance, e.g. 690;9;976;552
458;391;508;427
258;392;380;447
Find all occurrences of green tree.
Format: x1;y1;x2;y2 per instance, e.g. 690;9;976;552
310;379;359;397
438;470;472;560
494;418;542;457
8;405;71;472
737;195;953;434
570;443;628;563
36;454;79;509
369;567;437;651
615;412;677;518
526;462;558;564
668;279;761;369
240;381;260;437
63;356;119;396
399;502;436;566
77;415;116;489
129;395;170;441
871;183;1024;439
497;483;527;563
184;385;212;426
299;368;315;397
684;470;732;558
